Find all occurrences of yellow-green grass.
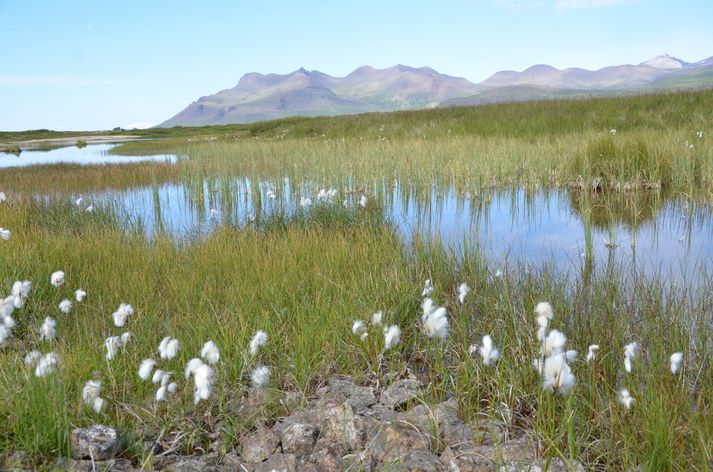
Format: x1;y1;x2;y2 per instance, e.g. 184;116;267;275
0;199;710;470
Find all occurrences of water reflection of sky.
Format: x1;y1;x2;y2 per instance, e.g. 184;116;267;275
84;177;713;280
5;143;711;278
0;143;173;168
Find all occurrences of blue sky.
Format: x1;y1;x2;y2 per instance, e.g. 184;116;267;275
1;0;711;131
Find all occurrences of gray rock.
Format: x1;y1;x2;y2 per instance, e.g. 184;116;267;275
364;420;431;463
53;457;138;472
310;443;344;471
381;378;421;410
398;449;442;471
2;450;32;471
70;425;121;461
253;453;296;472
441;446;494;472
279;422;319;455
241;423;280;464
157;455;222;472
329;375;377;412
323;402;373;452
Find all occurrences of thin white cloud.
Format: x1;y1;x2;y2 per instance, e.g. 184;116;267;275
492;0;633;10
555;0;633;9
123;121;155;130
0;74;113;87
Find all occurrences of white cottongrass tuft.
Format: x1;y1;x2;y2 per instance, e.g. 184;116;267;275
112;303;134;327
422;279;433;297
371;311;383;326
300;197;311;208
105;333;131;361
670;352;683;374
423;304;449;340
192;363;215;404
383;325;401;350
138;358;156;381
50;271;65;288
251;365;271;388
75;289;87;302
0;325;12;346
624;342;638;373
543;330;567;357
619;388;635;409
586;344;600;363
359;195;368;208
201;340;220;365
158;336;180;360
59;299;73;314
185;358;204;380
0;228;11;240
35;352;59;377
24;350;42;366
39;317;57;341
542;352;576;395
11;280;31;308
249;330;268;356
82;380;105;413
151;369;166;384
534;302;554;326
352;320;366;337
0;191;6;203
479;335;500;366
457;283;471;304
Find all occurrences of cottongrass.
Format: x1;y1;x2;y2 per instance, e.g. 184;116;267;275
158;336;179;360
34;352;59;377
82;380;105;413
200;340;220;365
0;228;10;240
624;342;639;373
383;325;401;350
105;333;131;361
74;289;86;302
619;388;635;409
112;303;134;327
251;365;270;388
50;271;64;288
421;298;449;340
249;330;267;356
39;317;57;341
58;299;72;314
138;358;156;381
457;283;471;304
670;352;683;374
478;335;500;366
586;344;599;363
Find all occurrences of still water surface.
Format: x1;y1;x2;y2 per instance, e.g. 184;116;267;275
6;144;712;278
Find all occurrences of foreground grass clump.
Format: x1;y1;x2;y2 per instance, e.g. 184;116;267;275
0;199;710;470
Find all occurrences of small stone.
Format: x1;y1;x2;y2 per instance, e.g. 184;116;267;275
241;423;280;463
329;375;377;412
253;453;297;472
381;378;421;410
70;425;121;461
399;449;442;471
323;402;373;452
2;450;32;471
279;422;319;455
364;421;431;463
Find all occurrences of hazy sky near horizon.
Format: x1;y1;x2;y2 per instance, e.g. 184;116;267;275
1;0;711;131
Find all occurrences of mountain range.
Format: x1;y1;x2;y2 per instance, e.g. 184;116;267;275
160;54;713;127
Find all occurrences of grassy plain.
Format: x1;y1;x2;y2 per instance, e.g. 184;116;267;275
0;91;712;469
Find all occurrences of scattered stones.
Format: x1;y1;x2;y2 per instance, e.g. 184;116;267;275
381;378;421;410
20;378;588;471
70;425;121;461
240;423;280;464
279;421;319;455
253;452;296;472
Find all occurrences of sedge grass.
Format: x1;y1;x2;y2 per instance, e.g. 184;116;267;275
0;199;710;469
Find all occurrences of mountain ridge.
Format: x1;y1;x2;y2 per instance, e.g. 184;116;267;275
160;54;713;127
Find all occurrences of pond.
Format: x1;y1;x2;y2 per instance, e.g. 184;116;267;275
5;143;713;279
0;142;174;168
